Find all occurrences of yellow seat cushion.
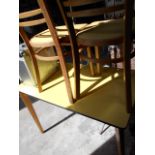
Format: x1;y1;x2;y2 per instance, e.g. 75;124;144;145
56;23;88;31
77;18;125;46
24;47;58;85
30;24;88;48
30;29;69;48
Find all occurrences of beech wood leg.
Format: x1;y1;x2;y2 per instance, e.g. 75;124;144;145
87;47;95;76
19;92;44;133
95;46;101;74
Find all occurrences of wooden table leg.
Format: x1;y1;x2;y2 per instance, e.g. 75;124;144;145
87;47;95;76
115;128;125;155
95;46;101;74
19;92;44;133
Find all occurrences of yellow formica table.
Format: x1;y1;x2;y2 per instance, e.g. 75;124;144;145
19;64;135;131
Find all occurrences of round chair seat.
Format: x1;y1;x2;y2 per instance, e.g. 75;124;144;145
56;23;88;31
77;18;125;46
30;23;88;48
30;29;69;48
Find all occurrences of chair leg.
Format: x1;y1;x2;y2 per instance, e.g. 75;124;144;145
52;46;74;102
95;46;101;74
119;44;123;59
19;27;42;93
87;47;95;76
115;128;125;155
19;92;44;133
114;46;118;68
30;55;42;93
108;47;112;67
58;59;75;103
36;75;42;93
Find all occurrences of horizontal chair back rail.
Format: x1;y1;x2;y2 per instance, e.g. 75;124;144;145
63;0;103;7
19;8;42;19
19;18;46;27
67;4;125;18
19;8;46;27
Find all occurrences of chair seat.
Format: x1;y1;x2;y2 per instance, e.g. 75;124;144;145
30;29;68;48
30;24;88;48
56;23;88;31
77;18;125;46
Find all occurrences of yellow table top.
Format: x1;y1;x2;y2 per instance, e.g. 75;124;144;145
19;65;135;128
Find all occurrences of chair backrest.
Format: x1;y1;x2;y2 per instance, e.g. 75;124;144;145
57;0;126;100
62;0;125;18
57;0;126;45
19;9;46;27
104;0;125;19
57;0;134;112
36;0;74;103
19;8;47;56
19;8;69;58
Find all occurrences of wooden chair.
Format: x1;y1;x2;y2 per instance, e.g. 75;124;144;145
19;8;75;103
57;0;134;112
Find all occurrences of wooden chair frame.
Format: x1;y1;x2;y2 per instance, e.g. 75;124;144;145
19;8;74;103
57;0;134;113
